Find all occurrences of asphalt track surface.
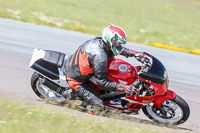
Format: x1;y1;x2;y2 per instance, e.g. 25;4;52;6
0;18;200;131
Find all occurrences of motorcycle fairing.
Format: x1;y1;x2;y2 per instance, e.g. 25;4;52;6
139;56;167;84
138;77;168;96
104;98;144;113
153;90;176;108
120;89;175;110
30;49;65;80
126;78;174;108
103;57;175;110
30;48;69;88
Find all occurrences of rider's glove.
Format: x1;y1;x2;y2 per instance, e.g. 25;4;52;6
128;50;151;64
135;53;150;64
116;84;136;96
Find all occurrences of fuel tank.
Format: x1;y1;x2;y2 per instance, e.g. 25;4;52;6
107;58;137;85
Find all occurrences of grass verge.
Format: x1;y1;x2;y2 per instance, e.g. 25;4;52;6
0;100;189;133
0;0;200;51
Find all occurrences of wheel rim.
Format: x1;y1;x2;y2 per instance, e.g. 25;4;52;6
146;100;183;123
36;79;66;102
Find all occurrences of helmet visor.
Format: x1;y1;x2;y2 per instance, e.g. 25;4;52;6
111;35;125;55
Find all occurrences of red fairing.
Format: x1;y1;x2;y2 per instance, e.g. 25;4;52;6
139;77;168;96
107;58;137;85
154;90;176;108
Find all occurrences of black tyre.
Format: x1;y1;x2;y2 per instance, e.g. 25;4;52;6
142;95;190;125
31;72;44;99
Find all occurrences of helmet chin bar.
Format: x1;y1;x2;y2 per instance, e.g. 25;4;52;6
112;45;123;56
110;35;125;56
112;44;124;56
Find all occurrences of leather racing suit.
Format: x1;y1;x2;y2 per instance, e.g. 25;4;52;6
64;36;145;108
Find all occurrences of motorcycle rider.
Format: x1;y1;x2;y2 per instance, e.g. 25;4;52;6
64;24;149;110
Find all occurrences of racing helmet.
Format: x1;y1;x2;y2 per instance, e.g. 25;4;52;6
102;24;127;56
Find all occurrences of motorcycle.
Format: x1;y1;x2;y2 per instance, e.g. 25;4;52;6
29;48;190;125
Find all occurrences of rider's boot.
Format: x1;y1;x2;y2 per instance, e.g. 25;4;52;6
77;87;104;115
62;88;75;100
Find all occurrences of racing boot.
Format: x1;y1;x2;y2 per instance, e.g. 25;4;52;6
62;88;75;100
77;87;104;115
62;88;84;106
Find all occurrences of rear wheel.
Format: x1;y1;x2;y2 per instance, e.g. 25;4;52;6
142;95;190;125
31;72;66;103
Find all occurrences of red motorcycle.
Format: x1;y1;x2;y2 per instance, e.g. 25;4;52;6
30;49;190;125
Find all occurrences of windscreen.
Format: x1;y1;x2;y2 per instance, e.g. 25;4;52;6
139;55;167;84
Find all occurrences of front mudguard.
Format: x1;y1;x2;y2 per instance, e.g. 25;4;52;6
154;90;176;108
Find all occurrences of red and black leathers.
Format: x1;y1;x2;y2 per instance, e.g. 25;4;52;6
64;36;145;107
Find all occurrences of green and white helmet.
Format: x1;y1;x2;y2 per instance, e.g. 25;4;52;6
102;24;127;56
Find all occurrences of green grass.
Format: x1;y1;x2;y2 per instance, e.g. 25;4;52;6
0;100;177;133
0;0;200;50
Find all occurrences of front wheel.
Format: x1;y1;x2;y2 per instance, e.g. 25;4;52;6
142;95;190;125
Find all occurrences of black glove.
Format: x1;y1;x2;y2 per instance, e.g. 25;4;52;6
116;84;136;96
135;53;150;64
127;50;151;64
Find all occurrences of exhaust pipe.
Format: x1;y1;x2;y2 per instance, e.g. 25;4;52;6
42;78;63;94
